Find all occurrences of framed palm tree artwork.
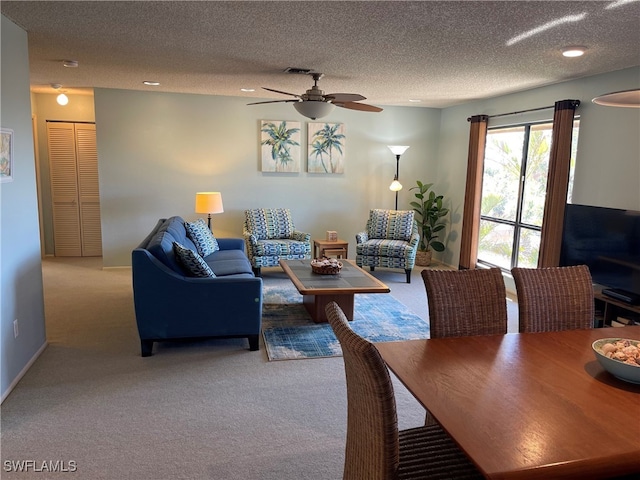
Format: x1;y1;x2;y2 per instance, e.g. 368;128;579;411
260;120;301;172
308;123;345;173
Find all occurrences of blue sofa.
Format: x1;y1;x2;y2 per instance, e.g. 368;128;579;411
132;216;263;356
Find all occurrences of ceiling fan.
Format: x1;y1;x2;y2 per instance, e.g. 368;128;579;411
247;72;383;120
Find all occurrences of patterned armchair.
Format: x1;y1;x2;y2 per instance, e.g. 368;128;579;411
355;209;420;283
243;208;312;276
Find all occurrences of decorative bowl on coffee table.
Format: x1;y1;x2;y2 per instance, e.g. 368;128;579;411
311;257;343;275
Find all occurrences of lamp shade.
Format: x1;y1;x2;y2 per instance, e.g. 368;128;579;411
293;101;335;120
389;180;403;192
195;192;224;214
388;145;409;156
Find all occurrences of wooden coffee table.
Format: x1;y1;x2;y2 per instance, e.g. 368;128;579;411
279;259;390;323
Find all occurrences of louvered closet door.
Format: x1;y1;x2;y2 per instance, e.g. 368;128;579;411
48;122;82;256
75;123;102;256
47;122;102;257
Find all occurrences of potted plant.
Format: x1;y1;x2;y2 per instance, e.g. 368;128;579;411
409;181;449;266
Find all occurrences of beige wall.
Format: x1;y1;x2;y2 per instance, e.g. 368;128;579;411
93;89;442;266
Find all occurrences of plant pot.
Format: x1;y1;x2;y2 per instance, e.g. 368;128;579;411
415;250;432;267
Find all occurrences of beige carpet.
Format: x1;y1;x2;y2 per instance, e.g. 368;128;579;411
1;258;446;480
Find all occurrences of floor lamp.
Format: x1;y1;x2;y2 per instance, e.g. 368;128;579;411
195;192;224;230
388;145;409;210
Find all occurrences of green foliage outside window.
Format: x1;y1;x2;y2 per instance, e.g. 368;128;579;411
478;121;579;269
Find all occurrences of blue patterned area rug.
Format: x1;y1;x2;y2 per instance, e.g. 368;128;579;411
262;284;430;361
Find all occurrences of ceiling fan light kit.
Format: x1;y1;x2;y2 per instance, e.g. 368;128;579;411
248;71;383;120
293;101;335;120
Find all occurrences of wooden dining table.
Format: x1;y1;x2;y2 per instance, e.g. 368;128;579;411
375;325;640;480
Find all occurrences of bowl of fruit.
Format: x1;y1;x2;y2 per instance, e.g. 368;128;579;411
592;338;640;384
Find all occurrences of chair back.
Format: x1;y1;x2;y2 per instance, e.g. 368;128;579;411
325;302;399;480
421;268;507;338
244;208;294;240
512;265;594;333
366;209;415;241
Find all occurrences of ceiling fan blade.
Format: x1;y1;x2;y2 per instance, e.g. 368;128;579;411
326;93;366;103
247;99;299;105
335;102;383;113
262;87;301;98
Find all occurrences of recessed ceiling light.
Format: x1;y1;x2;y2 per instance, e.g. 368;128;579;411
241;88;255;92
562;46;586;57
63;60;78;68
143;81;160;86
409;99;422;103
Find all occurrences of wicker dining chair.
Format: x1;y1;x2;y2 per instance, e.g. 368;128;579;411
511;265;595;333
421;268;508;339
325;301;483;480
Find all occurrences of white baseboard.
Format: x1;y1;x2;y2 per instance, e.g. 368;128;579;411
1;341;48;404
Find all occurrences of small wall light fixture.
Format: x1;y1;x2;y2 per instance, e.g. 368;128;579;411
388;145;409;210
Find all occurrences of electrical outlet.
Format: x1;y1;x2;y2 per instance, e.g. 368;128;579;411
13;319;19;338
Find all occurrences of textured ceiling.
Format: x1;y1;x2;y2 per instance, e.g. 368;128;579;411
2;1;639;108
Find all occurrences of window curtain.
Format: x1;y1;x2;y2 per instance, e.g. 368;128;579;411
538;99;580;267
459;114;489;270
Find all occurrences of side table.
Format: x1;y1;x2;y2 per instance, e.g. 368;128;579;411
313;239;349;259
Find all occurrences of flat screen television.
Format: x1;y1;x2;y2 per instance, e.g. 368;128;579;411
559;204;640;301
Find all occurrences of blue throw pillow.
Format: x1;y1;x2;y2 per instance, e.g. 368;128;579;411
173;242;216;278
184;218;220;257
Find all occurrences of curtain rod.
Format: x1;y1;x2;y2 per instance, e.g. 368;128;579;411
467;106;553;122
468;100;581;122
488;104;555;119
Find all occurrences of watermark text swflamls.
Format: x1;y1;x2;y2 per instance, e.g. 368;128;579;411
3;460;77;473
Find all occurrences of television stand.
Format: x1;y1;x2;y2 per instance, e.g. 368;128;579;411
594;286;640;327
602;288;640;305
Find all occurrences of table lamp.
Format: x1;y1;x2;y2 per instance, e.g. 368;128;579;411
195;192;224;229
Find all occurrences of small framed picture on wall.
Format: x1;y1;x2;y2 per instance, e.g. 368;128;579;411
1;128;14;183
